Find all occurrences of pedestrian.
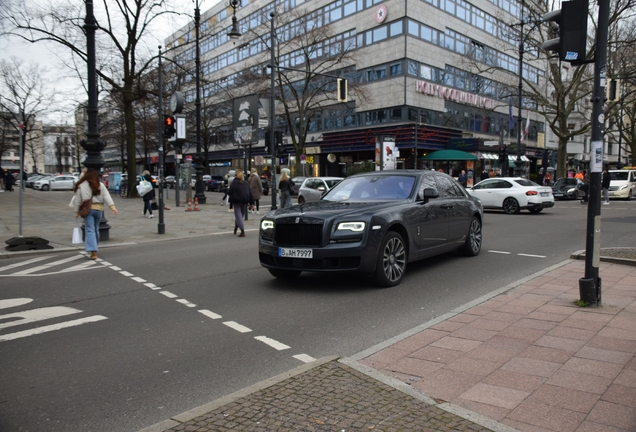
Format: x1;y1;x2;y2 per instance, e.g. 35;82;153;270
489;169;495;178
5;171;15;191
141;170;156;218
480;169;489;181
227;169;254;237
536;169;545;186
544;170;552;185
575;170;584;180
278;172;294;208
581;171;590;204
224;170;236;211
602;167;611;205
458;169;468;187
72;168;118;260
248;168;263;214
0;166;5;191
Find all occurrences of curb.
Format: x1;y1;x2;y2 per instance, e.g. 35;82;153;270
570;248;636;266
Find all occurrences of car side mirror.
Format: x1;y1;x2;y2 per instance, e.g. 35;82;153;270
317;186;325;192
417;187;439;202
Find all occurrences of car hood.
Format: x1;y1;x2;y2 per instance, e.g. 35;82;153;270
263;200;404;220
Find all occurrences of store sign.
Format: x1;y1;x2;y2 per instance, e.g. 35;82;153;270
305;146;321;154
416;81;496;110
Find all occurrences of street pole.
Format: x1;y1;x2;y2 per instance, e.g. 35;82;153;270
580;0;610;307
514;0;525;177
193;0;206;204
269;12;278;210
157;46;165;234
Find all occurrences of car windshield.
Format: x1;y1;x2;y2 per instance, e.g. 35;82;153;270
323;175;415;202
610;172;628;181
324;179;342;189
514;179;540;187
553;178;577;187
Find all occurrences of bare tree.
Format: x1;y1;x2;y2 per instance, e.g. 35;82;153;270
0;57;58;173
1;0;186;196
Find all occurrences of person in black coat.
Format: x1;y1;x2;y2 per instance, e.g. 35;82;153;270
602;168;611;204
5;171;15;192
227;169;254;237
141;170;156;218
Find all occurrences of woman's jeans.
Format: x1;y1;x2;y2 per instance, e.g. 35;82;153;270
233;204;247;232
143;200;153;215
281;191;292;208
84;209;102;252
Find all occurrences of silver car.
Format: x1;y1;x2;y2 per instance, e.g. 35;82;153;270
297;177;343;204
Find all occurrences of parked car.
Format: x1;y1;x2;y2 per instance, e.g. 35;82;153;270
206;175;225;192
290;176;306;196
25;174;47;188
34;175;78;191
164;175;176;188
191;174;211;189
465;177;554;214
259;170;483;287
608;169;636;200
297;177;343;204
550;177;584;200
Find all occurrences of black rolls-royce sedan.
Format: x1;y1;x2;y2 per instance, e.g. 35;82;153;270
258;170;483;287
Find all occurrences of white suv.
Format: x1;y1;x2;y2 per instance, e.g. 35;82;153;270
608;169;636;200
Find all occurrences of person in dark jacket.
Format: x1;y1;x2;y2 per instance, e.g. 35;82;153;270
227;169;254;237
5;171;15;191
458;169;468;187
141;170;156;218
602;168;611;205
278;172;294;208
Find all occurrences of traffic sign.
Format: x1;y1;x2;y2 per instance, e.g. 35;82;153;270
255;155;264;166
300;154;306;164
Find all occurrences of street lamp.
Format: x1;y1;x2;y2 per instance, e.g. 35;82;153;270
269;12;278;210
513;0;527;177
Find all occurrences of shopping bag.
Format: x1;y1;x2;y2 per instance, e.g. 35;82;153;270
151;200;159;210
136;180;152;196
72;227;83;244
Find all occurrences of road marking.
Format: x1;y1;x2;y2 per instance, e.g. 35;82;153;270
0;256;49;272
198;309;222;319
255;336;290;350
0;298;33;310
144;283;160;290
119;271;133;277
160;291;178;299
110;266;122;271
176;299;196;308
0;315;108;342
293;354;316;363
518;253;546;258
488;250;511;254
12;255;84;275
100;261;112;266
0;306;81;330
223;321;252;333
131;277;146;283
60;261;98;272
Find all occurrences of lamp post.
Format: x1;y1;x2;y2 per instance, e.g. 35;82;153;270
269;12;278;210
193;0;206;204
514;0;526;177
157;46;165;235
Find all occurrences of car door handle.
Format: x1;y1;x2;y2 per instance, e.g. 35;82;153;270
441;204;454;209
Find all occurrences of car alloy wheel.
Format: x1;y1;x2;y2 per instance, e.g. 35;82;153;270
459;217;482;256
374;231;406;287
503;197;520;214
42;184;50;191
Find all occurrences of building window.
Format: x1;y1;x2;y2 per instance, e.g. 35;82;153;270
390;63;402;76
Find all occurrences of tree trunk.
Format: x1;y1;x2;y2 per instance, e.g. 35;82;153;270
124;100;138;197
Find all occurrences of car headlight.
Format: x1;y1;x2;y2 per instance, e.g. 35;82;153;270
260;220;274;230
567;188;575;193
337;222;365;232
620;185;628;190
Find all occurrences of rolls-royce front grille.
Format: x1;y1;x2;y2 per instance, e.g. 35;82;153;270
275;223;323;246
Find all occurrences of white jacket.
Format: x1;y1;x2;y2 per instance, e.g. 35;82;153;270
73;181;115;213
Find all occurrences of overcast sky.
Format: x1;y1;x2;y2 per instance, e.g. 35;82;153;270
1;0;223;125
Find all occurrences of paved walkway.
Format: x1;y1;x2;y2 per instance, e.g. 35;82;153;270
2;188;635;432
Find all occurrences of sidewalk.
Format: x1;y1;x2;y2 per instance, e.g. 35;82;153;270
2;188;635;431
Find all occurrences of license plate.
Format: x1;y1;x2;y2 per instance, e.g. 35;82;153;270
278;248;313;258
541;192;550;197
554;193;563;197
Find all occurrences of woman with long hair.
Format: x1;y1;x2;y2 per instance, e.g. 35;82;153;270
278;172;293;208
227;169;254;237
141;170;157;218
72;168;118;259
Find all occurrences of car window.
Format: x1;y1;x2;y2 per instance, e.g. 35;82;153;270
435;175;461;197
417;175;438;198
324;179;342;189
610;171;628;181
514;179;539;187
495;180;513;188
473;180;498;190
324;175;415;201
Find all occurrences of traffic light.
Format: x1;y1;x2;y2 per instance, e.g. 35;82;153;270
606;79;621;102
337;78;348;102
498;145;507;161
275;131;283;157
541;0;588;65
163;115;176;138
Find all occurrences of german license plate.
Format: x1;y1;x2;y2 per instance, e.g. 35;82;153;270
279;248;313;258
554;193;563;197
541;192;550;197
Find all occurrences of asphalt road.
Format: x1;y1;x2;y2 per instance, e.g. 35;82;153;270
0;199;634;432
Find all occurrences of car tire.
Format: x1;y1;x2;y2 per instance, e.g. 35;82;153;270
503;197;520;214
373;231;407;287
529;208;543;214
42;184;50;191
458;216;482;256
625;190;632;201
297;195;306;204
268;268;302;279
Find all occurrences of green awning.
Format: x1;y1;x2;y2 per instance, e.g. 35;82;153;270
421;149;478;161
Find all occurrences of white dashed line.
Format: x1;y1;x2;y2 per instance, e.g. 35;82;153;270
131;277;147;283
176;299;197;308
517;253;546;258
110;266;122;271
293;354;317;363
100;261;112;266
144;283;160;290
488;250;511;254
223;321;252;333
119;271;133;277
160;291;178;299
198;309;222;320
255;336;290;350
